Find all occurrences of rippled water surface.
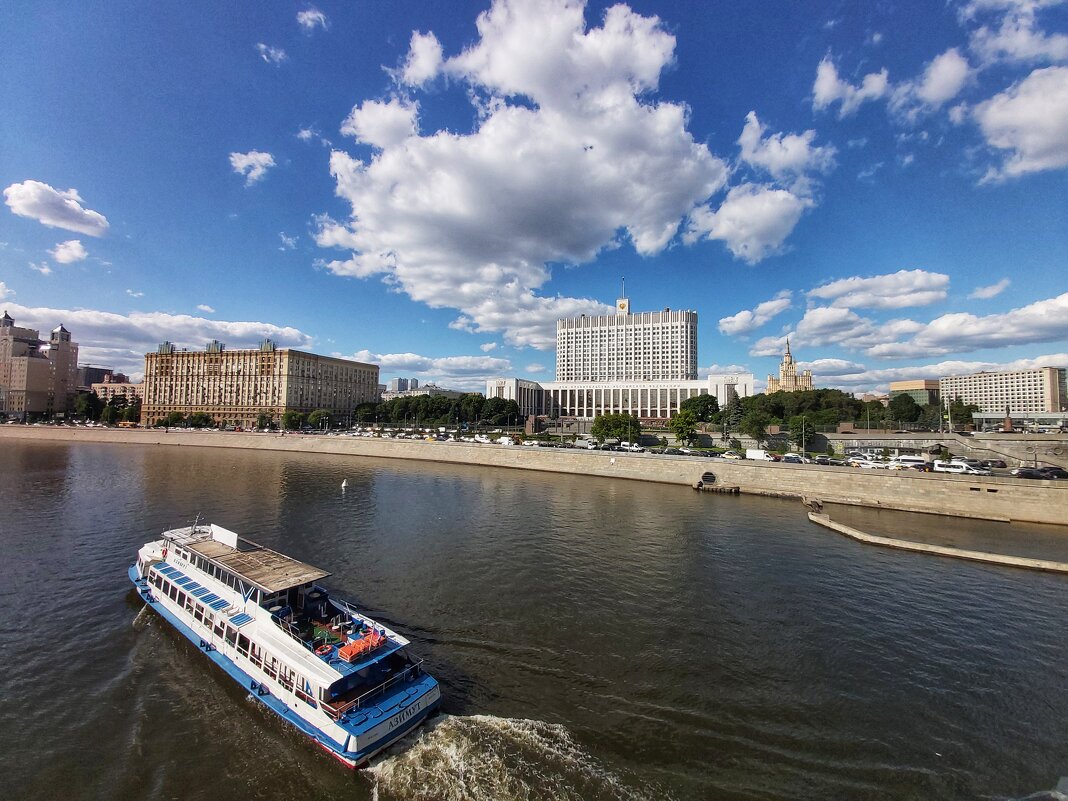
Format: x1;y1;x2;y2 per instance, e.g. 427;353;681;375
2;440;1067;801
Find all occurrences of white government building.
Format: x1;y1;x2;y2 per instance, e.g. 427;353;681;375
487;295;753;421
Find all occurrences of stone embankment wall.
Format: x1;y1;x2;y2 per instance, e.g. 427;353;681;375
4;426;1067;526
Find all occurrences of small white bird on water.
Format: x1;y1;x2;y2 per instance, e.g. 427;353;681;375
341;479;348;490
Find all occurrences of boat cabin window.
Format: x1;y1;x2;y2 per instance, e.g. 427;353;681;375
224;626;237;647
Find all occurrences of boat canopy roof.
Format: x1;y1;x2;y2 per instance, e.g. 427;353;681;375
164;524;330;593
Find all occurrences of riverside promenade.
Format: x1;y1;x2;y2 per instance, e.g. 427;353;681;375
4;425;1068;526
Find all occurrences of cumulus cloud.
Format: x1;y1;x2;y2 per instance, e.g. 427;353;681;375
400;31;445;86
49;239;88;264
524;362;546;373
969;278;1011;298
318;0;731;349
4;180;109;237
351;348;512;390
0;281;13;300
340;97;419;149
256;43;287;65
480;342;498;352
795;358;866;376
297;8;328;31
964;0;1068;65
750;310;925;356
808;269;950;309
197;304;215;313
698;363;751;377
1;302;312;377
870;291;1068;357
279;232;298;250
717;291;792;336
737;112;836;180
975;66;1068;180
890;48;972;121
29;261;52;275
812;56;890;117
229;150;276;185
685;184;810;264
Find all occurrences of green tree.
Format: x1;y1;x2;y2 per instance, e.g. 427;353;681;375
307;409;331;429
73;391;102;421
282;411;305;430
256;411;274;430
590;413;641;443
162;411;185;427
789;415;815;452
187;412;215;428
948;396;979;428
669;409;699;445
122;398;142;423
354;403;379;424
738;410;770;446
887;393;922;423
679;394;719;422
99;404;118;425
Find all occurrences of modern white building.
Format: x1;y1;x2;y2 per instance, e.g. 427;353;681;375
940;367;1067;414
487;294;753;421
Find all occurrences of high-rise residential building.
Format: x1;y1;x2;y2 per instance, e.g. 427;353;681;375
387;378;420;392
91;373;144;405
141;338;379;427
488;293;753;420
765;340;813;393
0;312;79;418
940;367;1067;414
889;380;940;406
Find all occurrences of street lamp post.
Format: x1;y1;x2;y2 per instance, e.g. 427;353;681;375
801;415;806;457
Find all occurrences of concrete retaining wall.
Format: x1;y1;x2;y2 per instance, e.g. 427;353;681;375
4;426;1067;527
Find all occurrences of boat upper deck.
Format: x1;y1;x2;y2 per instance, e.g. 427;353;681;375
163;524;330;593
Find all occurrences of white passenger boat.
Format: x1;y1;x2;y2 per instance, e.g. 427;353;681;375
129;521;440;767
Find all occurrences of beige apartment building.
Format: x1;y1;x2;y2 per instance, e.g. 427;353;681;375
141;339;379;427
0;312;79;418
940;367;1067;414
91;375;144;405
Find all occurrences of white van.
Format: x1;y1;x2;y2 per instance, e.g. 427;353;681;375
933;460;991;475
889;455;927;470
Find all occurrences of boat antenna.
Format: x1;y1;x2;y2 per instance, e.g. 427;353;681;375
192;512;203;534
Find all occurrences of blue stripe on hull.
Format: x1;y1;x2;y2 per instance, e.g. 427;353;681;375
128;565;438;767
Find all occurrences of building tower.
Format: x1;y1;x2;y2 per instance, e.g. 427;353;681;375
766;339;813;393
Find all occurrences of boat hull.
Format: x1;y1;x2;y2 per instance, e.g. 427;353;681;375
129;565;439;768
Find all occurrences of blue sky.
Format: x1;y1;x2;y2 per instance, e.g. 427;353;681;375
1;0;1066;393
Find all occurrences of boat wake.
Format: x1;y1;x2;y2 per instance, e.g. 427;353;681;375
367;714;665;801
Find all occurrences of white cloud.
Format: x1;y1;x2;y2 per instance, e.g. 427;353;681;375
796;358;866;376
340;97;418;150
279;232;298;250
870;291;1068;357
480;342;498;352
685;184;809;264
890;48;972;121
525;362;546;373
297;8;328;32
750;311;926;357
318;0;730;349
698;363;751;377
737;111;836;180
399;31;445;86
965;0;1068;65
256;43;287;65
197;304;215;313
2;302;312;378
29;261;52;275
352;348;513;391
126;289;143;298
969;278;1011;298
49;239;88;264
808;269;950;309
4;180;109;237
717;291;792;336
0;281;13;300
229;150;276;185
297;127;316;142
812;56;890;117
821;352;1068;393
975;66;1068;180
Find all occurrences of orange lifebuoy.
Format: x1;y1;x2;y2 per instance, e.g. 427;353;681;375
314;644;333;656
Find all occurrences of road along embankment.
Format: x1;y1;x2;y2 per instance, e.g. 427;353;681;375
3;426;1067;526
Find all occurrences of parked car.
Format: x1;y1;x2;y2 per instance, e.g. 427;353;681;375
981;459;1007;469
720;451;743;460
934;460;992;475
1038;466;1068;479
1011;468;1049;479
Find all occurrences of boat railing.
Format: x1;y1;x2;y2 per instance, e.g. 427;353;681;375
323;659;424;720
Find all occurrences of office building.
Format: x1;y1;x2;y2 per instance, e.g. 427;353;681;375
488;294;753;420
889;380;940;406
766;340;813;393
0;312;79;418
141;338;379;427
940;367;1067;414
388;378;419;392
380;383;465;401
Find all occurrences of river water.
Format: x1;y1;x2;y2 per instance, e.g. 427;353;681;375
2;440;1067;801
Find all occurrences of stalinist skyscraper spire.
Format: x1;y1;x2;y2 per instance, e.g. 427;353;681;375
766;338;813;393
